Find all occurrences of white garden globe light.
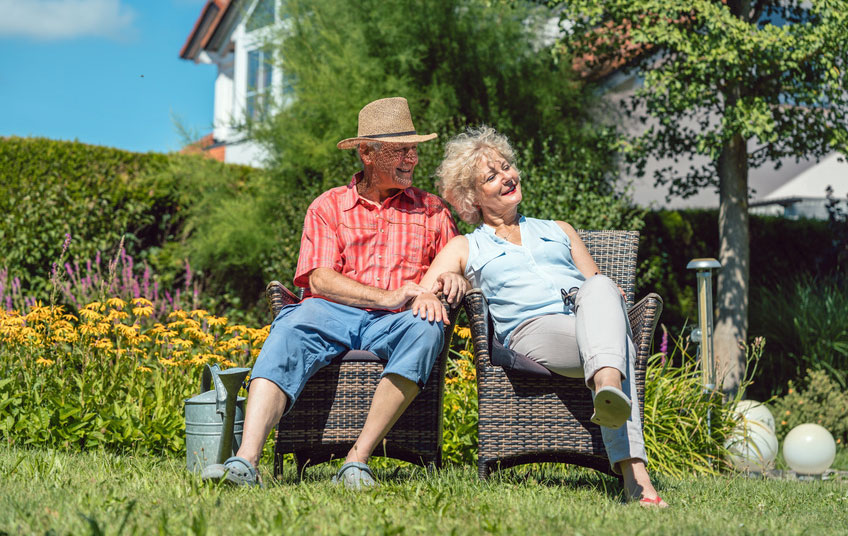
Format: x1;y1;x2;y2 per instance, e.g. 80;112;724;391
725;420;778;473
783;423;836;475
734;399;775;433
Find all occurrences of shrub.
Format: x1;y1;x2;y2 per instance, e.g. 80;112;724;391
749;274;848;397
641;334;763;478
0;137;266;316
442;324;478;465
637;209;838;333
770;369;848;449
0;299;267;454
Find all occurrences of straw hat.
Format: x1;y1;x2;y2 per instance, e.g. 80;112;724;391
337;97;437;150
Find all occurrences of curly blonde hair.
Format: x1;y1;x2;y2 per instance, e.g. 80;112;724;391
435;125;518;224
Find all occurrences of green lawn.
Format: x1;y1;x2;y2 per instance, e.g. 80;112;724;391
1;448;846;535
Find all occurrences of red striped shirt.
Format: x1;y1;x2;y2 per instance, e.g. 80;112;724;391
294;173;459;299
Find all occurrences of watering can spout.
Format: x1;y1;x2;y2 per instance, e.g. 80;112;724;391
185;364;250;471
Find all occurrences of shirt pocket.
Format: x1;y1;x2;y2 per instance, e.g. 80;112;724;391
537;234;574;267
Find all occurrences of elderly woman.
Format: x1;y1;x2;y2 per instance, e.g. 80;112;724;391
411;126;666;506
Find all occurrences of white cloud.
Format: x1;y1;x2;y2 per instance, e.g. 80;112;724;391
0;0;138;42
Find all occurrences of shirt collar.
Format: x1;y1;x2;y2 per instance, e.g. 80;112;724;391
342;172;417;211
480;214;526;242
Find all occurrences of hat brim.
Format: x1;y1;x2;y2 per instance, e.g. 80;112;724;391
337;133;437;150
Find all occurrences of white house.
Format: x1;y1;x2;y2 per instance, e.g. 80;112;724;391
180;0;288;166
583;25;847;219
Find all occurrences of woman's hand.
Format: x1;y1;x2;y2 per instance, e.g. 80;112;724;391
430;272;470;306
411;291;450;324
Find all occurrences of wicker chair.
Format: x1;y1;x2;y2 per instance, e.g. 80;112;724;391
264;282;457;478
462;230;663;479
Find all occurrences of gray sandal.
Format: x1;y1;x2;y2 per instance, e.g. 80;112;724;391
332;462;377;490
201;456;261;487
591;386;632;429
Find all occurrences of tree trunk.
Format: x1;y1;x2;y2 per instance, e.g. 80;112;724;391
715;132;750;395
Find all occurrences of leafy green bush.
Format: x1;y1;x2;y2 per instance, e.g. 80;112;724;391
637;210;837;335
750;274;848;396
642;335;764;478
0;137;267;318
770;369;848;450
0;137;169;298
442;325;478;465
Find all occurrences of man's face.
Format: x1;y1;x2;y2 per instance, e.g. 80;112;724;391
368;143;419;189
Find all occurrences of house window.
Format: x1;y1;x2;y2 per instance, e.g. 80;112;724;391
246;49;273;119
246;0;275;32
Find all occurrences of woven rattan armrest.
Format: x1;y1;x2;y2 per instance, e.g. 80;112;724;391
462;289;663;372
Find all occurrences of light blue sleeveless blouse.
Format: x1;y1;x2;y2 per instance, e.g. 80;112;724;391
464;216;586;346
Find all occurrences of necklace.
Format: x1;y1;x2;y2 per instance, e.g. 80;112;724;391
494;217;520;242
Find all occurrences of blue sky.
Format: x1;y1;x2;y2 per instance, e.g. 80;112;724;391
0;0;217;154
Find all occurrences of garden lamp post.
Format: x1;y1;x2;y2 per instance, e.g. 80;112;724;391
686;258;722;392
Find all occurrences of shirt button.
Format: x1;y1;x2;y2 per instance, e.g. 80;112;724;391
378;255;382;259
380;229;385;233
376;277;381;281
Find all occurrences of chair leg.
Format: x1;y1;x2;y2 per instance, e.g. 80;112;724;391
478;460;492;480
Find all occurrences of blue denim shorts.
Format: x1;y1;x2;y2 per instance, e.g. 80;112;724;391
250;298;445;414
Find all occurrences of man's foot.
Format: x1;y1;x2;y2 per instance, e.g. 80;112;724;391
201;456;260;487
332;462;377;490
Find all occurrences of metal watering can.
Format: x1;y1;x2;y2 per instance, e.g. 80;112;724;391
184;364;250;472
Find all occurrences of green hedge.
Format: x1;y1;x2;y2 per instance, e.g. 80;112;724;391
0;137;263;306
637;209;837;333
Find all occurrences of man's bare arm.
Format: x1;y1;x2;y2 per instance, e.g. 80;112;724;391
308;267;425;310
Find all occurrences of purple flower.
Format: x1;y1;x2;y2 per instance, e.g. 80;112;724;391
659;329;668;365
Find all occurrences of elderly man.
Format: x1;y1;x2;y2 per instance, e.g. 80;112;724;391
202;97;465;489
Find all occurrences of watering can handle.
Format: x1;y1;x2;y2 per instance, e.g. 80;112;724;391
201;364;221;393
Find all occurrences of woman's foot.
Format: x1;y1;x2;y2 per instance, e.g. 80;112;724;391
619;459;668;508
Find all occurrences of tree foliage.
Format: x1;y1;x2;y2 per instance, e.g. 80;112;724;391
553;0;848;391
189;0;640;308
556;0;848;195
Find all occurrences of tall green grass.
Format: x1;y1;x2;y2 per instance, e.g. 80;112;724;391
749;274;848;397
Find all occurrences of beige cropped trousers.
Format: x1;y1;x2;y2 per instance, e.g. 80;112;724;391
508;275;647;472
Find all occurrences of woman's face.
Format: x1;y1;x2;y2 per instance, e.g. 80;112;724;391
473;151;522;217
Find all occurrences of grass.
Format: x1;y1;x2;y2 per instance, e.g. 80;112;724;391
1;448;847;535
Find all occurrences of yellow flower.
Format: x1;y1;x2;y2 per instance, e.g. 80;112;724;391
114;324;139;339
459;350;474;360
82;301;103;312
93;338;114;350
35;357;55;366
104;310;129;322
225;324;247;335
454;326;471;339
167;310;188;320
131;297;154;307
171;338;194;349
136;366;153;373
106;297;126;309
189;309;210;319
79;323;100;337
132;305;154;317
159;357;178;367
166;320;186;330
207;315;228;327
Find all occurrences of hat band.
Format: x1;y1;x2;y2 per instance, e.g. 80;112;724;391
365;130;418;139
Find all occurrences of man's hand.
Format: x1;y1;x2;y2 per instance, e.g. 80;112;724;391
430;273;469;306
382;281;427;310
411;291;450;324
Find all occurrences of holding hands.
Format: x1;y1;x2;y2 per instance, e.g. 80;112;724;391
410;272;470;324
